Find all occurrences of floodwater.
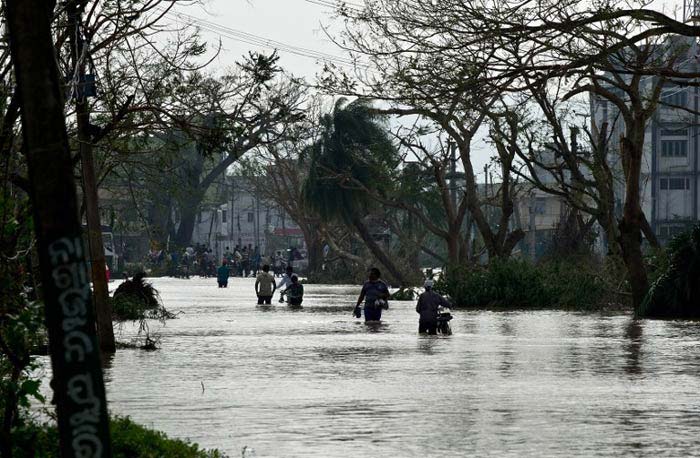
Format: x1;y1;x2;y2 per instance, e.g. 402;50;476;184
38;277;700;457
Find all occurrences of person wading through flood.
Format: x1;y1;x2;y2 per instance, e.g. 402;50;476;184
284;274;304;307
354;267;390;322
255;264;276;305
416;279;451;334
277;265;294;303
217;260;230;288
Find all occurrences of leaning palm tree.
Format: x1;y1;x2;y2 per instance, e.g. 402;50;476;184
303;98;408;285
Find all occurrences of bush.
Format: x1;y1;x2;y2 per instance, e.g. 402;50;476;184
434;256;614;309
390;287;418;301
13;416;228;458
639;223;700;318
112;272;166;321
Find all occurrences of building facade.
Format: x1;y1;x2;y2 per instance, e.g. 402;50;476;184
592;36;700;245
190;176;305;262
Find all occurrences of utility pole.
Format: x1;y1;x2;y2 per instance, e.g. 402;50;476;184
255;189;261;250
6;0;112;455
528;193;537;260
67;0;115;352
448;140;457;210
484;164;490;224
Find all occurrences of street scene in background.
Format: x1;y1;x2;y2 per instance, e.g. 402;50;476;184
2;0;700;457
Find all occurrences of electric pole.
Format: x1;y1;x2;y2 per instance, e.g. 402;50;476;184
6;0;112;455
448;140;457;210
67;0;115;352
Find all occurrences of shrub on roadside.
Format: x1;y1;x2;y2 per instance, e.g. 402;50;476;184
111;272;166;321
390;287;418;301
434;256;615;309
12;416;228;458
639;223;700;318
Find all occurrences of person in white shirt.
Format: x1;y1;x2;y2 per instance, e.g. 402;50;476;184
276;265;294;302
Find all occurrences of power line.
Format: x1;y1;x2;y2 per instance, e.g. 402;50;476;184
163;9;368;70
302;0;365;12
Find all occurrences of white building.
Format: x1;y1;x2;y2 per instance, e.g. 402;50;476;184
591;35;700;244
190;176;305;261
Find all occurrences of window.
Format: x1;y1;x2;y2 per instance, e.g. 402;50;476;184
534;197;547;215
660;177;690;190
660;140;687;157
222;210;227;223
669;178;690;190
247;212;254;223
660;128;688;137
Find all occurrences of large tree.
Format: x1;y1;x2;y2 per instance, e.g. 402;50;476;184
326;0;700;307
321;1;525;262
162;54;306;247
0;0;208;351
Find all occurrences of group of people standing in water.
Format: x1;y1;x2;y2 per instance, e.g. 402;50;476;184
217;261;304;306
216;260;450;334
352;267;451;334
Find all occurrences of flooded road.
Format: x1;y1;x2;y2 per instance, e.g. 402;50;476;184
40;277;700;457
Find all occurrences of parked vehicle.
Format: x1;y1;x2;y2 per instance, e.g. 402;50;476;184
437;306;453;335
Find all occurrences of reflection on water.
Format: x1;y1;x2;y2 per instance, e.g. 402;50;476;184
38;277;700;457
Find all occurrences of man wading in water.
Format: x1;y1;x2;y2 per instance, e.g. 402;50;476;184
416;279;451;334
284;274;304;307
354;267;390;322
255;264;276;304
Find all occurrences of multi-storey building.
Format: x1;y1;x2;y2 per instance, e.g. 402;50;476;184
592;36;700;245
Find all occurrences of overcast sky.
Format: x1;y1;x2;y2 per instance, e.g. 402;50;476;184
171;0;596;180
176;0;349;79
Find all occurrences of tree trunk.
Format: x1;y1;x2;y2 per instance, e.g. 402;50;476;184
350;214;408;286
147;199;172;248
601;212;621;256
619;134;649;309
301;224;323;274
619;217;648;308
6;0;112;454
446;230;462;266
0;366;20;458
79;134;115;352
640;212;660;248
174;191;204;248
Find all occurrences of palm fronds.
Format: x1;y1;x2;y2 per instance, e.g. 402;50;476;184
639;224;700;318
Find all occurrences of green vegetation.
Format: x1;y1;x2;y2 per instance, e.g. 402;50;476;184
434;257;618;310
639;224;700;318
390;288;419;301
111;272;170;321
12;416;228;458
111;272;174;350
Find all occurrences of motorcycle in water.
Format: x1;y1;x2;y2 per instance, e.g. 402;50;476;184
436;305;453;335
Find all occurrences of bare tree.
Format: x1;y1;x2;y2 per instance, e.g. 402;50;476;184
154;54;307;247
320;1;525;262
327;0;700;306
